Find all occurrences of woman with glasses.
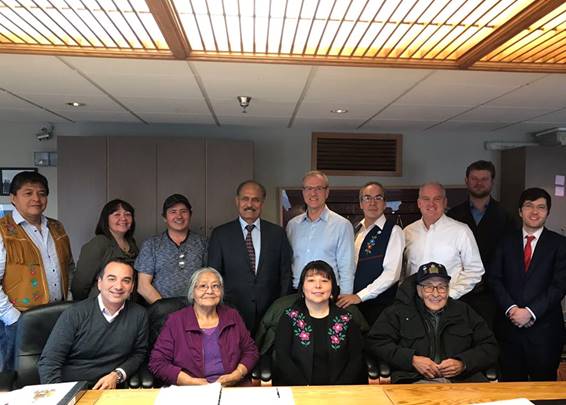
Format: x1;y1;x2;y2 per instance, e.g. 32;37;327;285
72;199;138;300
273;260;365;386
149;267;258;386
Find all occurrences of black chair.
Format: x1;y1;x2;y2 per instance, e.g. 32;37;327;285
0;301;73;390
128;296;188;389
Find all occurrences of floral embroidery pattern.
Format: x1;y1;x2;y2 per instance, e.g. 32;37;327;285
363;232;380;255
328;313;351;350
286;308;312;347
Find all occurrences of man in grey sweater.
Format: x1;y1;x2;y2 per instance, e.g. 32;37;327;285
38;259;148;389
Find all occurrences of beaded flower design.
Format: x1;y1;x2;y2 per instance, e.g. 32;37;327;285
363;230;381;255
286;308;312;347
327;313;351;350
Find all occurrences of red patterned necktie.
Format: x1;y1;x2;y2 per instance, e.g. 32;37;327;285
523;235;535;272
245;224;256;273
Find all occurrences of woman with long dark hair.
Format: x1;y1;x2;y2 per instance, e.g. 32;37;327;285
72;199;138;300
273;260;365;386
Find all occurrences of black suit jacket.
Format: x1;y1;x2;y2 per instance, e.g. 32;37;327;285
207;219;292;334
489;227;566;346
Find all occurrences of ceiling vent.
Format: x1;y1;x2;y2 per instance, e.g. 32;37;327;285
533;128;566;146
312;133;402;176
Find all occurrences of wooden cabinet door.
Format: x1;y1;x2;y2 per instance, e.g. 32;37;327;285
205;140;253;235
156;138;206;236
108;137;157;244
58;136;108;259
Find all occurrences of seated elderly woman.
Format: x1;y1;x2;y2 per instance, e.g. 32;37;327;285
273;260;365;386
149;267;259;386
366;262;498;384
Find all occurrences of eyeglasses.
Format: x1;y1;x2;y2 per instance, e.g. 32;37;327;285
361;195;384;203
196;283;222;292
303;186;328;192
418;284;448;294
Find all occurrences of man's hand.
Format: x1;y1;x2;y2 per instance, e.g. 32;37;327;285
438;358;465;378
411;355;440;379
508;307;532;327
336;294;361;308
92;372;119;390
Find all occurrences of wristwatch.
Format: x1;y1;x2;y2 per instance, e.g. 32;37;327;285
114;368;125;384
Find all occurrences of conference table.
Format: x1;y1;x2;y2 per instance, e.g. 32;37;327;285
78;381;566;404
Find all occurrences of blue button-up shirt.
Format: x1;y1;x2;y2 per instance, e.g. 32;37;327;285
286;206;355;293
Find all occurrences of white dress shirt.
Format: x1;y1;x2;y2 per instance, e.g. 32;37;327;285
404;214;484;299
354;215;405;301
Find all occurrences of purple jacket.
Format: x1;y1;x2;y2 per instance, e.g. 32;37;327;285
149;305;259;385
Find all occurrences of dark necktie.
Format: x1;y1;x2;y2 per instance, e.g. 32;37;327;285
245;224;256;273
523;235;535;272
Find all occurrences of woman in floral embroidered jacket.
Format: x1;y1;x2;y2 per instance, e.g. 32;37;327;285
273;260;365;386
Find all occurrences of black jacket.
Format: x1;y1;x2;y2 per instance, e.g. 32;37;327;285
273;302;365;386
366;276;498;383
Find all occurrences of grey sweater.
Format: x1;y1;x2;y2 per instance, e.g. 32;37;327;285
38;297;148;385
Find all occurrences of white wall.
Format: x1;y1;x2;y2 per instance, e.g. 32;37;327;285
1;122;532;223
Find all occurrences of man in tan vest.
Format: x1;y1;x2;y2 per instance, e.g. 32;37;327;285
0;171;73;371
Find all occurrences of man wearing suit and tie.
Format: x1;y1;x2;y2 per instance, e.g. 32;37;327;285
490;187;566;381
208;180;292;335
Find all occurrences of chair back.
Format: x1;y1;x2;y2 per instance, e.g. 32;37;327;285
13;301;74;387
147;297;188;347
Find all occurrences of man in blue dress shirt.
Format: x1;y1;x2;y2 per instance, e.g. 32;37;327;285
286;170;355;294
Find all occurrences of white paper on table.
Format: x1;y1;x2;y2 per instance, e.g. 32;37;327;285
470;399;534;405
7;381;83;405
154;382;221;405
220;386;294;405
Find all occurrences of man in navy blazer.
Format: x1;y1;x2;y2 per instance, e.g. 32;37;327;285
208;180;292;336
490;187;566;381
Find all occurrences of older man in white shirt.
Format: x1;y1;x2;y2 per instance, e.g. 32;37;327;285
404;182;484;300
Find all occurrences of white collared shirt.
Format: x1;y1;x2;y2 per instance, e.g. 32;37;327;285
97;294;125;323
354;215;405;301
239;217;261;273
522;227;543;252
404;214;485;299
0;209;63;325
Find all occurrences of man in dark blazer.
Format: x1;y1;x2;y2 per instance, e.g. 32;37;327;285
490;187;566;381
208;180;292;336
448;160;516;329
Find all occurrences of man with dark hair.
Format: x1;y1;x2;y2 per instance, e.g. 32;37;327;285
208;180;292;335
136;194;207;304
336;182;405;325
490;187;566;381
38;260;148;389
367;262;497;384
447;160;515;328
0;171;73;371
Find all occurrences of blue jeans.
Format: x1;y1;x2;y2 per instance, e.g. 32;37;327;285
0;320;17;371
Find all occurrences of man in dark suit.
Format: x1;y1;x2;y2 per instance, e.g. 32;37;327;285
208;180;292;335
448;160;516;329
490;187;566;381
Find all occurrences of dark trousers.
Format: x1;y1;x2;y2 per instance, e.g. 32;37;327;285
499;334;561;382
358;299;390;327
460;290;496;331
0;320;17;371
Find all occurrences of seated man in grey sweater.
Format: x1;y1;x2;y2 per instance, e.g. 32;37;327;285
38;259;148;389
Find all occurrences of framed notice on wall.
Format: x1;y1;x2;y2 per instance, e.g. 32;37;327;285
0;168;38;196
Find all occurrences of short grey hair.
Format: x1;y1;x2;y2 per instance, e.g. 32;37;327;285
418;182;446;199
359;181;385;202
187;267;224;304
302;170;329;187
